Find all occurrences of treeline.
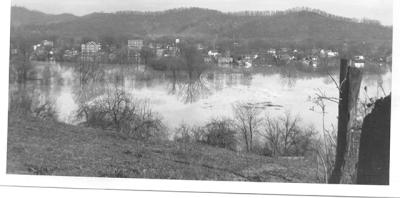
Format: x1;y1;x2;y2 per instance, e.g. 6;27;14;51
11;6;392;51
11;6;77;27
228;7;382;25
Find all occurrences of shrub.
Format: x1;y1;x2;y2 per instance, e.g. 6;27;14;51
174;123;197;143
173;118;237;151
260;112;316;157
77;87;166;140
252;142;277;156
203;119;237;151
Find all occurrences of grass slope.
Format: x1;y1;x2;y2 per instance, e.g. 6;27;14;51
7;113;318;183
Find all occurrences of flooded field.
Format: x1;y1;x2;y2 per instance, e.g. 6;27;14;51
9;62;392;133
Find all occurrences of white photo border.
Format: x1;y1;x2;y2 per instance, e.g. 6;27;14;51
0;0;399;197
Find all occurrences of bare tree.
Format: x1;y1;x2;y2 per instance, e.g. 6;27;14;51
262;116;282;156
10;36;34;84
260;112;312;157
76;61;105;84
280;112;302;155
232;102;262;152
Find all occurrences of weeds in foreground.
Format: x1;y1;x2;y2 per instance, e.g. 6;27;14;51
26;164;56;175
98;166;140;178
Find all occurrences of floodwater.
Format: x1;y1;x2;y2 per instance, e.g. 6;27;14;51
10;62;392;133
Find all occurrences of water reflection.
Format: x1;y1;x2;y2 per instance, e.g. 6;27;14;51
9;82;58;120
279;67;298;88
167;70;211;104
205;71;253;91
9;62;392;131
73;81;107;122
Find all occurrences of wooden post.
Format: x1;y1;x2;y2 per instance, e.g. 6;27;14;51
328;59;362;184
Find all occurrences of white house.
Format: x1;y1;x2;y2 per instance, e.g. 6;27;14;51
128;40;144;50
208;50;220;57
267;48;276;55
353;55;365;68
81;41;101;54
327;51;338;58
42;40;54;47
354;55;365;61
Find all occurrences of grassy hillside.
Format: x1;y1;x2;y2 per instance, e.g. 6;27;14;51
7;113;318;182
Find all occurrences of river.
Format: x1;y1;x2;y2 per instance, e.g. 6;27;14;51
9;62;392;134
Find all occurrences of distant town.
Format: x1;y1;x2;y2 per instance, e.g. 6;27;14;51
10;37;392;73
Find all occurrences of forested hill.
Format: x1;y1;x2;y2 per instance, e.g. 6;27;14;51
10;6;392;47
11;6;78;27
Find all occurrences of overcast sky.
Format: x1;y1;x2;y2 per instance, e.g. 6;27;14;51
11;0;393;25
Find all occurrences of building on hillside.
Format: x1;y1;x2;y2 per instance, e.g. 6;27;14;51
319;49;326;57
128;40;144;51
81;41;101;55
164;45;180;57
203;56;213;64
243;55;254;68
63;49;79;62
303;56;319;68
354;55;365;61
311;56;319;68
32;40;55;59
33;44;41;51
353;55;365;68
327;50;339;58
127;40;144;64
81;41;101;62
217;56;233;67
208;50;220;57
42;40;54;47
267;48;276;55
32;42;52;61
354;62;365;68
156;49;165;57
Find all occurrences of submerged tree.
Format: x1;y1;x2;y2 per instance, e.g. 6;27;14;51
10;35;35;84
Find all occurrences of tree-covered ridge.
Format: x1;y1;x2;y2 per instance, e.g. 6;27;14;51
10;6;392;50
11;6;78;27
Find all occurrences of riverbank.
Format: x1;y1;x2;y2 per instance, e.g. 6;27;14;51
7;113;319;183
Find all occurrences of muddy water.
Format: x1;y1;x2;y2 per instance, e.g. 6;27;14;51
11;62;391;133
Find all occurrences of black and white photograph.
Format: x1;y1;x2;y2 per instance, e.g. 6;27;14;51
0;0;399;197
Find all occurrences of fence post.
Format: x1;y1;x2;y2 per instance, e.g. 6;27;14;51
328;59;362;184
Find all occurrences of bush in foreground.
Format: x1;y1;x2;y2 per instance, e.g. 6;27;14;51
77;87;166;140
